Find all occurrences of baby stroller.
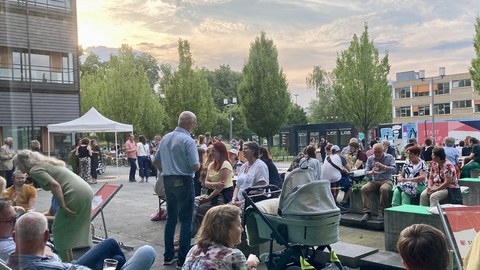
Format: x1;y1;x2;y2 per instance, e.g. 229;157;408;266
243;168;345;270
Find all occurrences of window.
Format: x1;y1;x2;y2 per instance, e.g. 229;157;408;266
395;86;410;99
395;106;411;117
413;105;430;116
435;82;450;95
2;49;74;84
475;101;480;112
412;85;429;97
434;103;450;115
6;0;71;11
452;79;472;88
452;100;472;109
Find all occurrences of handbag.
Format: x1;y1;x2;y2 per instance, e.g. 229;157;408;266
447;187;463;204
327;156;349;177
397;181;418;197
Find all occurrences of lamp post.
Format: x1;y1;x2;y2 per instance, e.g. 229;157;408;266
224;97;237;141
418;67;445;145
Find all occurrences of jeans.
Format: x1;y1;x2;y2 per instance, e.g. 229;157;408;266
163;175;194;265
137;156;150;179
128;158;137;181
74;238;156;270
74;238;126;269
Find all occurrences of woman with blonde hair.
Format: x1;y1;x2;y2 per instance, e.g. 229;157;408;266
13;150;93;262
0;176;6;198
183;205;259;269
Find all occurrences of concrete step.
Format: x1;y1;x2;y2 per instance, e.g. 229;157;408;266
340;213;384;231
322;241;379;268
359;250;405;270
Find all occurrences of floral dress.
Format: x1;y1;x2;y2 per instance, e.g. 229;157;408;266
183;243;248;270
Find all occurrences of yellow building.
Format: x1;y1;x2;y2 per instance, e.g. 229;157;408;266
392;71;480;124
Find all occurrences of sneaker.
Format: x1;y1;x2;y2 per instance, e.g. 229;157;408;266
176;262;183;269
377;213;384;221
361;213;371;222
163;257;177;265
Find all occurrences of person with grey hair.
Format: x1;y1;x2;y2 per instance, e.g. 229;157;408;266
443;137;459;166
361;143;396;221
30;140;41;152
13;150;93;262
155;111;200;269
382;140;396;157
342;138;359;155
0;137;15;188
7;212;157;270
0;199;18;261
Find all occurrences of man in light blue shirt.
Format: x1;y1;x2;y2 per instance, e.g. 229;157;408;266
156;111;200;269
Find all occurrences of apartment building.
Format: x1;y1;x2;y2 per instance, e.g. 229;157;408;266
0;0;80;153
391;70;480;124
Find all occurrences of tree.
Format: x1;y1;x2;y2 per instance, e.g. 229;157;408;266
136;52;160;89
200;65;243;110
163;39;216;134
287;104;308;125
80;45;165;139
306;66;339;123
333;23;391;137
470;16;480;93
80;52;104;77
238;32;291;138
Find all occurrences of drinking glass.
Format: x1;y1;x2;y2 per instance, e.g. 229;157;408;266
103;258;118;270
201;188;208;196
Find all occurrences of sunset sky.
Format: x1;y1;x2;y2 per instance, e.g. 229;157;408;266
77;0;480;108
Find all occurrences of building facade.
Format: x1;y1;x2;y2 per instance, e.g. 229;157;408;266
392;70;480;124
0;0;80;155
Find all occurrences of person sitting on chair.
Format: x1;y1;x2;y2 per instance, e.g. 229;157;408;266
6;211;156;270
3;170;37;212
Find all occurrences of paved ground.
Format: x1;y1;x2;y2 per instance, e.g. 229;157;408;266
34;163;384;269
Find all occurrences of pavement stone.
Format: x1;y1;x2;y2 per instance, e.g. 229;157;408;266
34;163;384;270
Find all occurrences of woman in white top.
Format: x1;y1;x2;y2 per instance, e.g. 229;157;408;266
136;135;150;183
299;145;322;179
231;141;269;207
321;145;351;208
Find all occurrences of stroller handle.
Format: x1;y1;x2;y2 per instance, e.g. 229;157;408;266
242;184;280;199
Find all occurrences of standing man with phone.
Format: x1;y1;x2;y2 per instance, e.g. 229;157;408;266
155;111;200;269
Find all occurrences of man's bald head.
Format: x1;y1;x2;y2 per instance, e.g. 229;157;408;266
178;111;197;132
14;212;48;244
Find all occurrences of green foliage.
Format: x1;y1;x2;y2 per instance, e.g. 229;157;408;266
238;32;291;138
306;65;340;123
163;39;217;134
470;16;480;93
200;65;243;110
333;23;391;134
81;52;105;77
351;179;369;191
80;45;165;139
136;52;160;89
287;103;308;125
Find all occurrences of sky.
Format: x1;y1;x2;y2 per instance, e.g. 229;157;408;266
77;0;480;108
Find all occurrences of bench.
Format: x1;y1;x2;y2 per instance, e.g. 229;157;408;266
359;251;405;270
322;241;378;268
384;205;446;252
458;178;480;205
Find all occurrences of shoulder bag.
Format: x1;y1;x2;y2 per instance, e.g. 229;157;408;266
327;156;348;177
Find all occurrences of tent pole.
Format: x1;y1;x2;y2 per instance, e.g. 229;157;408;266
115;131;119;178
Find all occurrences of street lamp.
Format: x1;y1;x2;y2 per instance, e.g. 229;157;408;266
418;67;445;145
224;97;237;141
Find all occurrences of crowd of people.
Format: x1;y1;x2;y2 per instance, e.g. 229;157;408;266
3;116;480;269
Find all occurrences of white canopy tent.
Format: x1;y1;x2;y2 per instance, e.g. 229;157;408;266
47;107;133;176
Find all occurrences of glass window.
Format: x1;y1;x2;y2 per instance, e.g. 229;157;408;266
281;132;289;147
436;82;450;95
475;104;480;113
395;106;411;117
413;105;430;116
452;79;472;88
452;100;472;109
434;103;450;115
413;85;430;97
395;86;410;99
272;134;280;147
326;130;337;145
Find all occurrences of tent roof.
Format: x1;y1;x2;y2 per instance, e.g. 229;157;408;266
47;107;133;133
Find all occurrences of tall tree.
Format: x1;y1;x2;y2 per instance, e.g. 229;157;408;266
136;52;160;89
80;52;104;77
238;32;291;138
164;39;216;134
333;23;391;136
200;65;243;110
306;66;339;123
80;45;164;138
470;16;480;93
287;104;308;125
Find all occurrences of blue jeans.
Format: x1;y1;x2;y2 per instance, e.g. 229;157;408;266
137;156;149;179
163;175;194;265
128;158;137;181
74;238;156;270
74;238;126;269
